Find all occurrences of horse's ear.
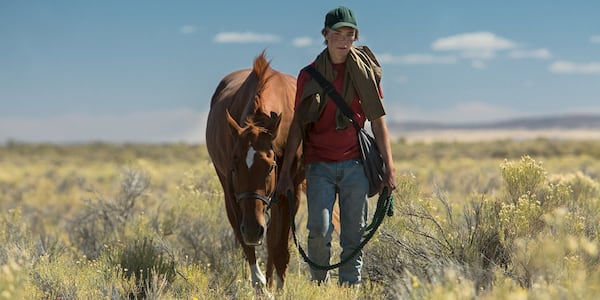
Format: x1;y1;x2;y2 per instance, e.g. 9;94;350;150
226;110;244;136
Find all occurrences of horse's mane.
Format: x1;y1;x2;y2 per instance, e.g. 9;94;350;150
252;50;275;99
245;51;278;139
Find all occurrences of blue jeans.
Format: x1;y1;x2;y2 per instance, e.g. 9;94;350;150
305;159;369;285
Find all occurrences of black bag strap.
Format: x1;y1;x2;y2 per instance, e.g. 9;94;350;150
303;65;361;132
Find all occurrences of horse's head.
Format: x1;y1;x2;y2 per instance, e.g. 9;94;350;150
226;110;281;246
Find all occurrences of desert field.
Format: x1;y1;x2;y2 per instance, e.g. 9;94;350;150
1;136;600;299
398;129;600;143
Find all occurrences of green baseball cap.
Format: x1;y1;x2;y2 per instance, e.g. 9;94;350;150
324;6;358;30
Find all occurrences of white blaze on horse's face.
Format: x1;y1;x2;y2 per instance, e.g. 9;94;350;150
246;146;256;169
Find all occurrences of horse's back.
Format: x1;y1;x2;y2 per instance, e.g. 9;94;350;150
206;68;256;164
209;69;252;109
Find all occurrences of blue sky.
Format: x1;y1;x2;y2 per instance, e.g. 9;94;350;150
1;1;599;143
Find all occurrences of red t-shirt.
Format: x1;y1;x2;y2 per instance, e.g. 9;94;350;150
295;63;367;163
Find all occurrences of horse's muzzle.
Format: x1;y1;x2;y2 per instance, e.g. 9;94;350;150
237;192;270;246
240;222;265;246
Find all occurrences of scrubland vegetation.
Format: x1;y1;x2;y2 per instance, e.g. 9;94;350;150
1;138;600;299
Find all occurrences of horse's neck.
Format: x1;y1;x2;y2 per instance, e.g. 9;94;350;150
240;98;258;125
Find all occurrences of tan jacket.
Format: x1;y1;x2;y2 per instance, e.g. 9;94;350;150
296;46;385;131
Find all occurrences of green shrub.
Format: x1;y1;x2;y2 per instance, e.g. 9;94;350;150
0;259;29;299
119;237;176;299
500;156;546;204
68;168;149;259
0;209;32;265
498;192;545;246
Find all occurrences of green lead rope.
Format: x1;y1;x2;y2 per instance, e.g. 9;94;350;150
287;187;394;271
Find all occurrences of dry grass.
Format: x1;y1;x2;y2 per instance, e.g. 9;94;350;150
1;140;600;299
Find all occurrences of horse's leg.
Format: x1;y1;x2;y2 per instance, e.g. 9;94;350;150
267;185;303;289
266;199;289;289
222;184;266;287
266;238;275;288
227;203;266;287
242;244;266;287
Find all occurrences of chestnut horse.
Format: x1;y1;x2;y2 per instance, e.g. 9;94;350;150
206;52;303;288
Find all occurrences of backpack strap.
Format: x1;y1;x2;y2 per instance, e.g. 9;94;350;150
303;65;361;131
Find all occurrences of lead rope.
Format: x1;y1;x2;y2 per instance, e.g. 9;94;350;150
286;187;394;271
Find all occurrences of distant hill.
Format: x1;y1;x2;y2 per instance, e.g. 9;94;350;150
387;114;600;141
389;114;600;132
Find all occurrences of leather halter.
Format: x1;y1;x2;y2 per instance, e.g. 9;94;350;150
233;157;277;209
235;191;272;206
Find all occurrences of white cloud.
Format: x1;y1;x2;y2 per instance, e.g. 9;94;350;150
549;61;600;75
179;25;197;34
460;49;497;60
432;31;516;59
213;32;281;44
377;53;458;64
292;36;313;47
590;35;600;44
509;48;552;59
0;109;207;143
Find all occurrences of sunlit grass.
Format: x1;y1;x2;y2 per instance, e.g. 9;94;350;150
1;141;600;298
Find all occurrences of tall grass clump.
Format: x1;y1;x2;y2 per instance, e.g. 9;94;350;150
0;209;33;299
68;168;150;259
118;237;176;299
365;155;600;298
158;169;248;297
496;156;600;289
367;176;507;297
0;209;33;266
0;258;28;299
